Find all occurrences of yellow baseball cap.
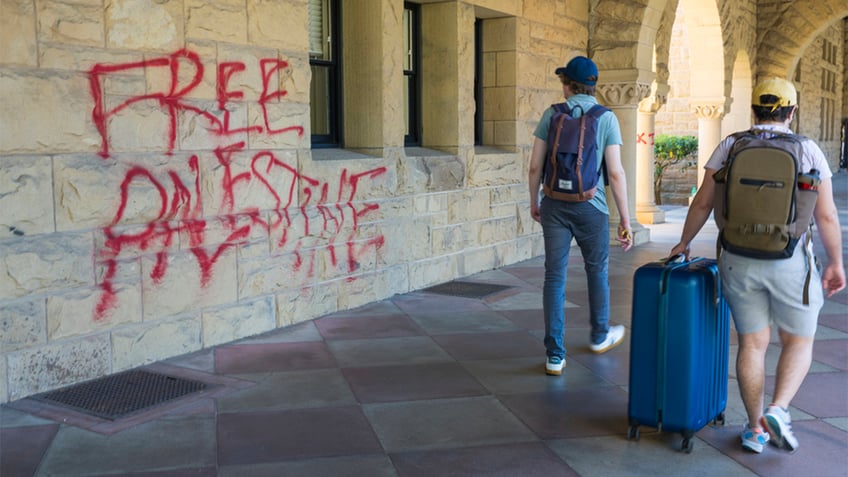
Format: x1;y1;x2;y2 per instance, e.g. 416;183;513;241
752;78;797;111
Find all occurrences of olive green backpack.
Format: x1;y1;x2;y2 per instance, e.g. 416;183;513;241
712;129;820;301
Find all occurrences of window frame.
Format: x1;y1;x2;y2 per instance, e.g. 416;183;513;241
309;0;343;148
403;2;422;147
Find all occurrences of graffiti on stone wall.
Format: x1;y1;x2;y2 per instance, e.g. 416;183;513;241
89;49;386;320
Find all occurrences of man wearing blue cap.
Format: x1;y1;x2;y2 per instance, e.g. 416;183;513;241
528;55;633;376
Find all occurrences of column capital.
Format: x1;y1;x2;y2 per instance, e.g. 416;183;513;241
596;81;652;108
689;97;729;120
638;83;670;114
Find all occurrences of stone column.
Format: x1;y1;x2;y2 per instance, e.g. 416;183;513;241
690;99;727;186
635;83;669;224
597;81;652;245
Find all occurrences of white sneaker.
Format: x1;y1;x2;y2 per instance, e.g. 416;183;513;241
762;405;799;452
589;325;625;354
545;356;565;375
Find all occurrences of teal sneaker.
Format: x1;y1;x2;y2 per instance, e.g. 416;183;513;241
741;424;770;453
545;356;564;376
762;405;799;452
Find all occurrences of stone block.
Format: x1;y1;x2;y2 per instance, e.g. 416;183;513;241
0;156;55;238
6;333;111;401
185;0;247;43
337;274;380;311
0;232;93;300
482;17;516;52
112;315;202;371
105;0;183;51
0;299;47;353
408;255;459;290
247;0;309;51
37;0;104;46
141;247;237;320
177;103;250;151
483;87;516;121
493;121;517;146
200;146;300;217
98;100;175;155
47;285;142;341
0;0;37;66
238;252;309;299
448;189;491;223
54;153;199;231
432;223;475;255
496;52;517;86
300;158;396;201
276;284;339;326
0;71;99;155
478;216;517;244
491;202;517;220
459;245;498;276
467;151;521;187
38;44;140;72
472;0;521;17
371;264;409;299
201;296;275;347
377;217;429;264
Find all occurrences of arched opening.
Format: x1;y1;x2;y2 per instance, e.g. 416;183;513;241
722;51;753;138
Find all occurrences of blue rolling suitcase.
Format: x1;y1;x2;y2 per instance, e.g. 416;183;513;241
627;256;730;453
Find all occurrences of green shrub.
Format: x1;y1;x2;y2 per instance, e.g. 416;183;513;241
653;135;698;205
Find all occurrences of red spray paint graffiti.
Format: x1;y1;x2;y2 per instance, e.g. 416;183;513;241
90;50;387;320
89;49;304;158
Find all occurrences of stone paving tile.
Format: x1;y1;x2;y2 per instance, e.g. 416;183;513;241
314;314;426;340
218;455;398;477
217;407;383;465
430;331;540;361
342;362;488;403
391;442;579;477
214;341;337;374
363;396;536;453
37;416;216;476
499;387;629;440
0;424;58;477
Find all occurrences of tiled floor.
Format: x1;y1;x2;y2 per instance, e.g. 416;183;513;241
2;173;847;477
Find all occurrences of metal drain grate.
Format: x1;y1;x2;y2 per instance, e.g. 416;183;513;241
31;369;207;421
424;281;512;299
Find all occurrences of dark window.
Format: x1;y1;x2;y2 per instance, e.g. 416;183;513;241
309;0;342;147
403;3;421;146
474;19;483;146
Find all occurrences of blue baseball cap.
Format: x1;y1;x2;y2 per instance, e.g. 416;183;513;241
555;56;598;86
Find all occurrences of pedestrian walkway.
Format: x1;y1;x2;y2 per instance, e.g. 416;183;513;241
2;172;846;477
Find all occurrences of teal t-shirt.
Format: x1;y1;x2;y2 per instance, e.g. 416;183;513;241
533;94;623;213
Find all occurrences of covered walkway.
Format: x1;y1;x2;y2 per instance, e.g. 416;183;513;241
2;173;846;476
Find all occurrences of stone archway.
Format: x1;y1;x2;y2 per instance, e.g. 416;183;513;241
756;0;848;79
679;0;726;185
722;50;753;138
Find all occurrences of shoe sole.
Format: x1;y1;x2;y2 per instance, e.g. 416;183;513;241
545;362;565;376
590;337;623;354
763;415;798;452
741;442;764;454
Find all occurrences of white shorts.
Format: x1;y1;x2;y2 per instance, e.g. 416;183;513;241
719;246;823;337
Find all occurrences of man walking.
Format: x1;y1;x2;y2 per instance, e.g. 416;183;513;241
528;56;633;376
670;78;845;453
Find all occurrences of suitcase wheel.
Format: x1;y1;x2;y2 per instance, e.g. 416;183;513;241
627;425;640;441
713;411;726;426
681;437;694;453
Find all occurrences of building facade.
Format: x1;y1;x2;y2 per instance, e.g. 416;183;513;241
1;0;846;403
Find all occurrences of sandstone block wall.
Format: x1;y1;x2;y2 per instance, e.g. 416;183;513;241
0;0;590;403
